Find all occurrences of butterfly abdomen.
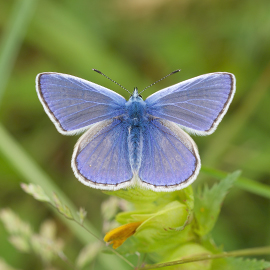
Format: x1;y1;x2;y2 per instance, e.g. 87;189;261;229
128;125;143;173
125;93;147;173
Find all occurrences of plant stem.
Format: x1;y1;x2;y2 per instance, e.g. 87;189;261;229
75;219;135;268
138;246;270;270
0;125;133;268
49;201;134;268
0;123;98;242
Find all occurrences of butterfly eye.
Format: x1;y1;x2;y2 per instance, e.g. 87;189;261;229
139;94;142;98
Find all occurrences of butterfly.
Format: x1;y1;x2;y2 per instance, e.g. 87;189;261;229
36;70;235;192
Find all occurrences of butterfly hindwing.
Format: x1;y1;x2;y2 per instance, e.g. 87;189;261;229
138;118;201;191
36;72;126;134
72;119;133;190
145;72;235;135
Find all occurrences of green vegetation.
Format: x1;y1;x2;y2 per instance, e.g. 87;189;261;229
0;0;270;269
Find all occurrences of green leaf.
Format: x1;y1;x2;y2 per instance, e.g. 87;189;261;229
225;258;270;270
160;243;212;270
194;171;241;236
201;166;270;200
104;186;194;214
116;201;192;253
21;183;51;203
116;201;188;231
136;201;188;232
104;186;165;205
177;185;194;212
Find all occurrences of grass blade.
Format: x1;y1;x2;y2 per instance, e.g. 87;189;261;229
0;0;37;104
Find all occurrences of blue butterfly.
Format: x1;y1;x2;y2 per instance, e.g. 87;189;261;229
36;70;235;192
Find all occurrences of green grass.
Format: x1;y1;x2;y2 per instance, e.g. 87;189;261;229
0;0;270;269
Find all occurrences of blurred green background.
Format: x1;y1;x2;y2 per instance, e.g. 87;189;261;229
0;0;270;269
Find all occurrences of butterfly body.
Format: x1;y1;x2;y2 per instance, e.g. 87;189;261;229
36;71;235;191
113;87;148;173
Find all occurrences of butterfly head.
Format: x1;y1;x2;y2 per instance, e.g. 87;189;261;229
127;88;144;105
125;88;146;121
131;87;143;100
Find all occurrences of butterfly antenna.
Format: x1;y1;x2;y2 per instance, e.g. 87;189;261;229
139;69;181;95
92;69;132;94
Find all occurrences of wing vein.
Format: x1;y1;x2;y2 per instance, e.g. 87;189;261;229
166;104;216;118
80;121;121;170
148;127;174;182
49;97;110;106
95;128;123;180
150;111;204;130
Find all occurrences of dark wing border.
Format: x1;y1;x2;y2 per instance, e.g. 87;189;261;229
137;119;201;192
36;72;126;135
71;119;134;190
145;72;236;135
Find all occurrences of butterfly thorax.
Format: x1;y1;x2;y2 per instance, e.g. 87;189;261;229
125;88;147;126
125;88;147;173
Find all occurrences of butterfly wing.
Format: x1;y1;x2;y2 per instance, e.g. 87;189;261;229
36;72;126;135
138;118;200;191
72;119;133;190
145;72;235;135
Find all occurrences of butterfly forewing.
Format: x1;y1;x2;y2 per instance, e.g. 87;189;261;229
36;73;126;135
138;119;201;191
145;72;235;135
72;119;133;190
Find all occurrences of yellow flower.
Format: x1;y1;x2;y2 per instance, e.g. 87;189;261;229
104;222;142;249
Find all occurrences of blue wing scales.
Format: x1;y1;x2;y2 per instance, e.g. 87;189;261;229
138;118;200;191
145;73;235;135
72;119;133;190
36;72;126;134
